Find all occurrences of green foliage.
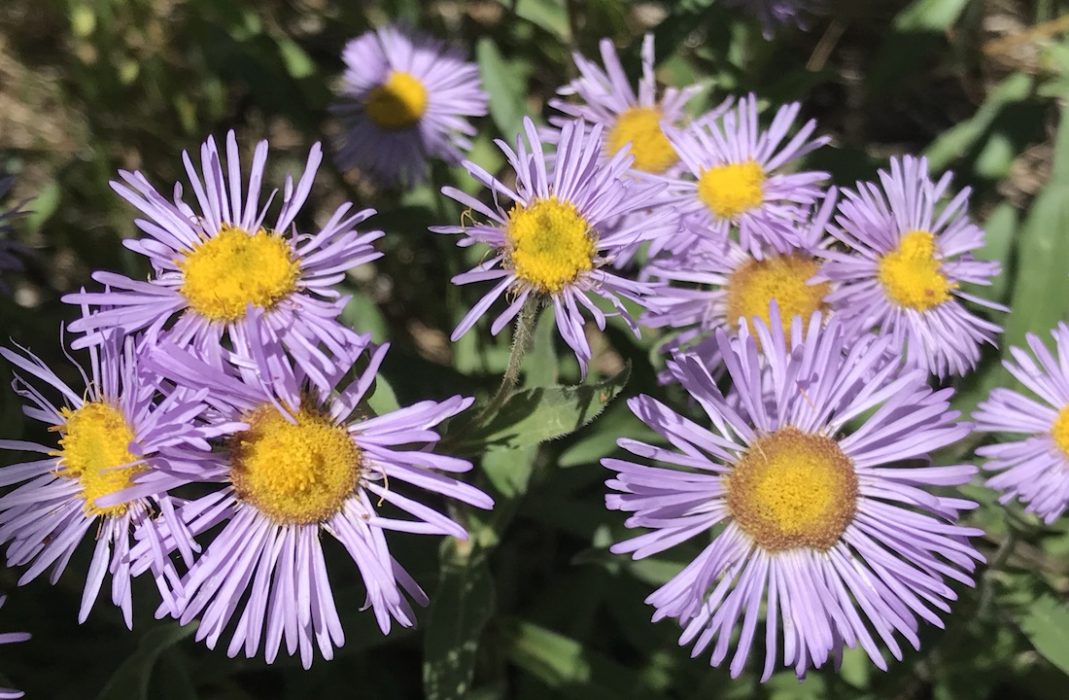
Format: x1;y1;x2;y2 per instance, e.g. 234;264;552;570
3;0;1069;699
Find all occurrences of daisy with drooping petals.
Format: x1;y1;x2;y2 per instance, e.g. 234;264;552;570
1;596;29;699
130;313;492;668
974;324;1069;523
0;327;219;628
63;131;381;391
818;155;1003;378
434;118;672;375
549;34;728;266
644;189;840;367
333;25;488;187
550;34;713;176
665;94;829;255
604;312;983;678
724;0;819;37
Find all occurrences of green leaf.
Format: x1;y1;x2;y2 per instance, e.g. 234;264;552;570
894;0;969;31
482;445;537;499
457;363;630;452
977;202;1018;304
523;308;559;386
476;38;529;138
512;0;570;40
924;73;1033;172
276;37;314;79
505;620;668;700
341;292;388;343
557;400;656;468
97;623;197;700
423;556;496;700
367;373;401;415
1018;595;1069;675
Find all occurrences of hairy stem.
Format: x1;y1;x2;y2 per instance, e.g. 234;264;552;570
478;295;541;423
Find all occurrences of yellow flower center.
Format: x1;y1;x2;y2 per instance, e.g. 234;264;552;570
725;255;829;338
505;197;596;294
178;224;300;323
56;402;143;518
230;405;361;525
1052;406;1069;457
726;427;858;552
605;107;678;174
877;230;955;312
365;71;429;130
697;160;766;220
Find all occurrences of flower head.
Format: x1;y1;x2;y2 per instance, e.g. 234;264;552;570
63;131;381;390
333;25;488;187
550;34;710;176
130;314;492;668
0;326;219;627
665;94;829;255
724;0;820;37
435;118;672;374
604;313;982;678
818;156;1003;378
0;595;30;699
974;324;1069;523
644;189;839;365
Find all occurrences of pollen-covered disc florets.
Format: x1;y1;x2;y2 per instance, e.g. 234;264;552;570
56;402;143;518
877;230;954;311
230;405;361;525
365;71;429;129
698;160;766;220
725;254;827;337
506;197;595;294
606;107;678;174
726;427;857;551
178;225;300;322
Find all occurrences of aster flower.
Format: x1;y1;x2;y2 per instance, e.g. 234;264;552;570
644;189;839;366
0;327;219;627
129;314;492;668
974;324;1069;523
0;596;29;700
63;131;381;391
817;155;1003;378
333;24;488;187
548;34;728;267
550;34;711;177
0;177;26;293
724;0;819;36
664;93;829;255
604;312;983;678
434;118;672;375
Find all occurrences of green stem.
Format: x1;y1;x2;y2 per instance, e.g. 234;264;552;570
477;295;541;423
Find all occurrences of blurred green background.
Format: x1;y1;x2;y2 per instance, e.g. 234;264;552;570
3;0;1069;698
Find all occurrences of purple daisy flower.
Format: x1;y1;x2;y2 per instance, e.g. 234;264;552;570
644;189;839;364
549;34;712;176
0;326;220;628
817;155;1004;378
129;313;492;668
604;312;983;678
333;24;488;187
664;93;829;255
0;177;27;294
974;324;1069;523
63;131;381;391
434;118;671;375
0;596;30;699
724;0;819;36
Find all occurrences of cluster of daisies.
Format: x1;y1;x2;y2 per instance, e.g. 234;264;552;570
0;22;1065;693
